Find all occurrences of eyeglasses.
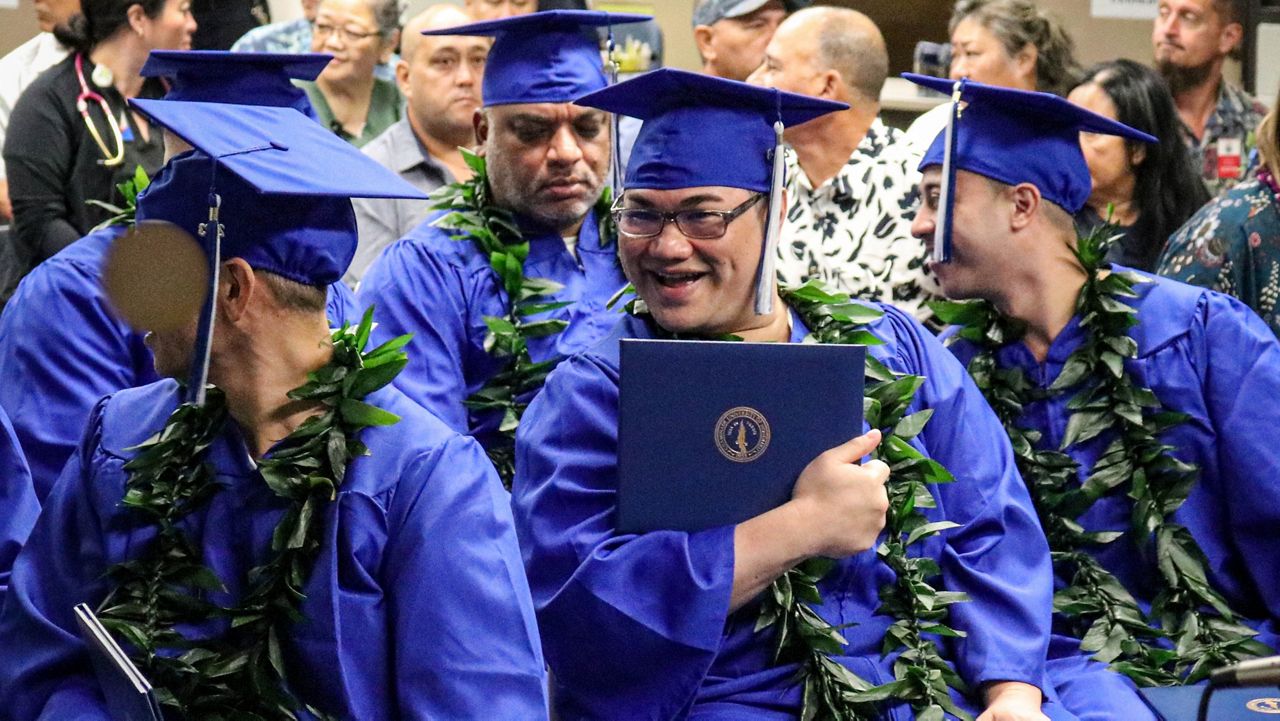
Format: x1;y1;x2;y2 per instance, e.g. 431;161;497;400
612;193;765;239
313;21;378;44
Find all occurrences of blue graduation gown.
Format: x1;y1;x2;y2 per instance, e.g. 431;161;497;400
945;269;1280;718
0;380;548;720
355;208;628;449
512;306;1077;720
0;404;38;608
0;226;360;501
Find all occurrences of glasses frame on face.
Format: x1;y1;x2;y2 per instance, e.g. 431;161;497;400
612;193;766;240
313;20;380;44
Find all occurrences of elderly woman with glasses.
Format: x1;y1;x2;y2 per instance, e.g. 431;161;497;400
301;0;401;147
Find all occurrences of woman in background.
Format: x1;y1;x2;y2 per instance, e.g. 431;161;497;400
1159;92;1280;337
300;0;401;147
1069;59;1209;271
2;0;194;304
905;0;1080;156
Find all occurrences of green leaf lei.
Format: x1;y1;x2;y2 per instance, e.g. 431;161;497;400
429;148;616;487
627;282;974;721
931;223;1271;687
95;308;411;719
88;164;151;230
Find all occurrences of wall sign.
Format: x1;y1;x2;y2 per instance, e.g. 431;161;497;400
1091;0;1159;19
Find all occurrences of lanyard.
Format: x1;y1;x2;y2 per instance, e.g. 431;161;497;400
75;53;126;167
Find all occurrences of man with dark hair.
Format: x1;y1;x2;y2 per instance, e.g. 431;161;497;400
749;6;937;324
0;82;546;720
692;0;806;81
357;10;649;482
912;73;1280;719
1153;0;1266;195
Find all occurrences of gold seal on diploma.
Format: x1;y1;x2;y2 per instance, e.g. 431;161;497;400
714;407;771;463
1246;698;1280;714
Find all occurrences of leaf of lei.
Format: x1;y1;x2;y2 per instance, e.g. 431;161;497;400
626;281;974;721
429;148;619;489
931;221;1270;685
96;306;409;718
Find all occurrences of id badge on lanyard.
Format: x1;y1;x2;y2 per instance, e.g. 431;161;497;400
1217;137;1243;180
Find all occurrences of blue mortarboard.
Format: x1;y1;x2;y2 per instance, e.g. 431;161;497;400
903;73;1157;263
141;50;330;118
575;68;846;315
421;10;651;106
129;100;427;404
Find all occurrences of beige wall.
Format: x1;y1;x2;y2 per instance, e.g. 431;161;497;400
0;0;41;58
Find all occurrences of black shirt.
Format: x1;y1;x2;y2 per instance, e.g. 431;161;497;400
2;53;164;301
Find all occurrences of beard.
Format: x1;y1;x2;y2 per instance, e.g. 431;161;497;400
1157;57;1215;95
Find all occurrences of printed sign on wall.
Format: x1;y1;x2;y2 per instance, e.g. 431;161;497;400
1091;0;1158;19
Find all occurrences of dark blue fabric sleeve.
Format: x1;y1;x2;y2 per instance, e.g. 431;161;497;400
884;309;1055;691
1195;291;1280;644
382;434;549;719
356;236;474;435
0;396;113;721
0;404;37;606
0;250;148;500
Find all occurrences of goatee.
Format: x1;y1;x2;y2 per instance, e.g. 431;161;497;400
1157;57;1215;95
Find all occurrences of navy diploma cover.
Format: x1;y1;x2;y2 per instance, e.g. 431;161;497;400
1139;686;1280;721
617;339;865;533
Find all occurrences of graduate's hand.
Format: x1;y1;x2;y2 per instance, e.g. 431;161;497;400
791;429;890;559
977;681;1049;721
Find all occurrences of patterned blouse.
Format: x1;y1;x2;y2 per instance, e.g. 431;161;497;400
777;119;938;324
1156;168;1280;337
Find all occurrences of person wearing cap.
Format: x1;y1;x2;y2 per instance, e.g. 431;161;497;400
356;10;648;479
0;51;359;502
0;404;38;610
692;0;805;82
347;4;488;285
908;74;1280;717
512;67;1074;721
748;6;938;325
0;87;547;719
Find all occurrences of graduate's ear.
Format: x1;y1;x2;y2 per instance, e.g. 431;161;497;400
474;109;490;154
1008;182;1041;233
219;258;256;324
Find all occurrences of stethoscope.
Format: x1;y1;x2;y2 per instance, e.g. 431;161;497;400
75;53;126;167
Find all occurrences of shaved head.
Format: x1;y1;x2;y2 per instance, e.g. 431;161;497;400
787;6;888;102
400;4;473;62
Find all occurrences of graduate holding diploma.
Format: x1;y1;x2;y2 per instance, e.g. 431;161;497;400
511;68;1145;720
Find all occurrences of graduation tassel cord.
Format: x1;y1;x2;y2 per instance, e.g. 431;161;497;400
931;221;1272;686
94;308;410;719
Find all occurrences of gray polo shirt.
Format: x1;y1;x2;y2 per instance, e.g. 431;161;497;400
348;117;453;287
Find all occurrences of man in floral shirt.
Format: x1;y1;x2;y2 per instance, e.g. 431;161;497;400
1154;0;1267;197
749;7;937;324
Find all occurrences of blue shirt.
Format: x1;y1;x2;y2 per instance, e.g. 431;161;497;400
356;208;627;450
0;380;548;720
0;403;37;608
944;270;1280;656
512;306;1060;719
0;226;360;501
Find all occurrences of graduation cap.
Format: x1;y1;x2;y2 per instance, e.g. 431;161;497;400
141;50;330;118
903;73;1158;263
420;10;651;107
124;100;427;405
574;67;846;315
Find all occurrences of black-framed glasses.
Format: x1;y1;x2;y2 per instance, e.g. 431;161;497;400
611;193;765;240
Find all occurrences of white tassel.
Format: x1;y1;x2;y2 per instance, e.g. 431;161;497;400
932;79;964;264
755;119;785;316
